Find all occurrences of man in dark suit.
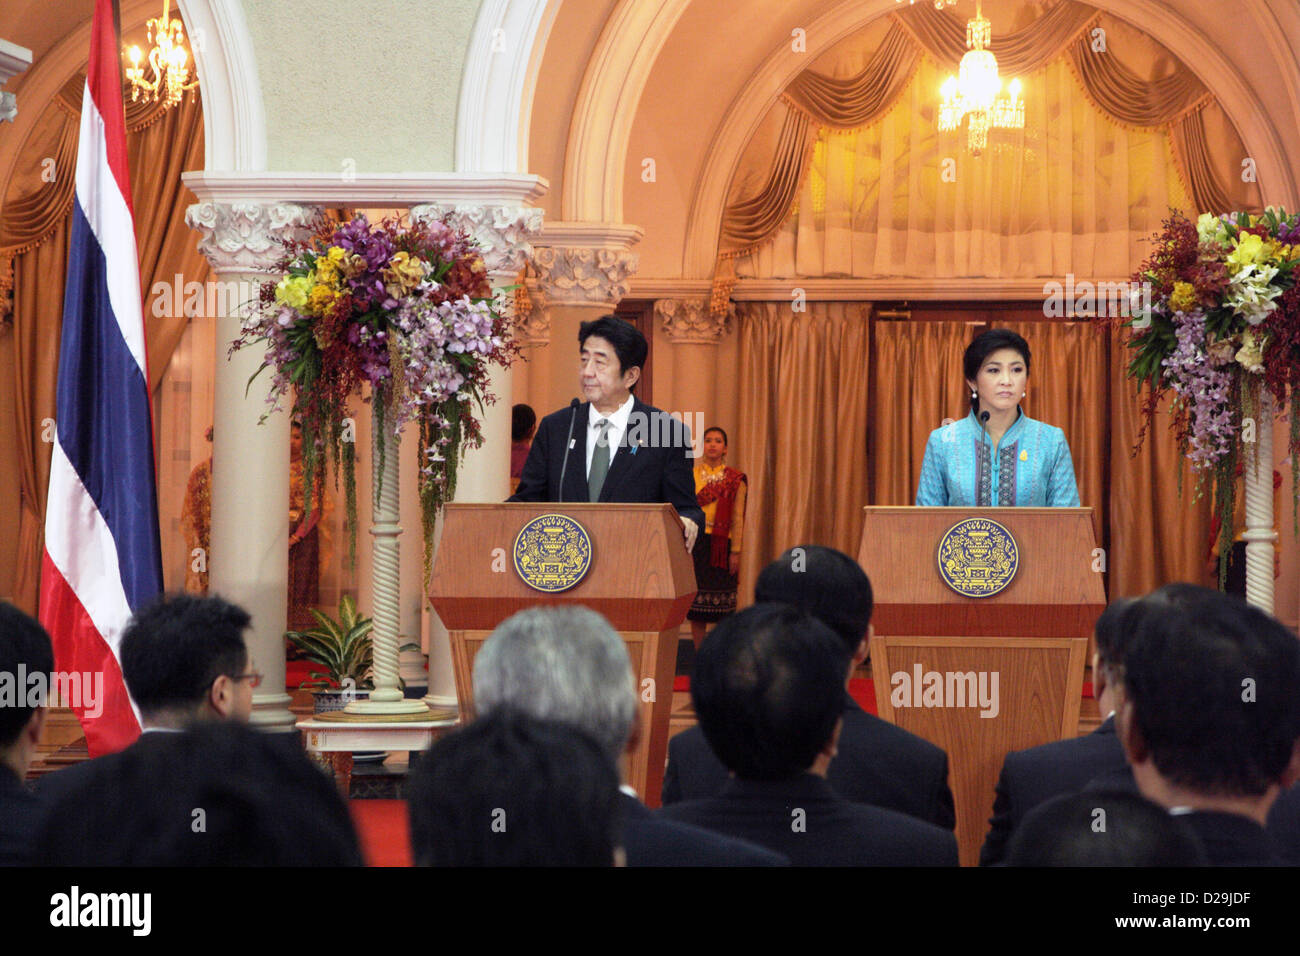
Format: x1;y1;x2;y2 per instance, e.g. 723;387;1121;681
979;596;1139;865
0;602;54;867
1117;584;1300;866
1267;783;1300;865
658;603;958;866
35;593;257;808
472;605;786;866
508;315;704;544
663;545;955;830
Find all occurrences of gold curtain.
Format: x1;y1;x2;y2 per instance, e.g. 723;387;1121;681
735;302;871;602
869;320;971;506
744;58;1195;279
1;83;206;611
718;2;1259;267
1107;326;1212;595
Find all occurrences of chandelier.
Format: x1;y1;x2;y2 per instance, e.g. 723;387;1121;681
124;2;198;109
937;2;1024;155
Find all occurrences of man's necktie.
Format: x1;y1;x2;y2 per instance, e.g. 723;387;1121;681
588;419;612;502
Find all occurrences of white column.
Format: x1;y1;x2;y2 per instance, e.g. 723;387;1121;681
1243;389;1277;613
411;202;544;708
186;200;317;732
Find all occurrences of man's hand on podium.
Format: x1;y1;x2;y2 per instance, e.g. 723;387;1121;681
682;517;699;551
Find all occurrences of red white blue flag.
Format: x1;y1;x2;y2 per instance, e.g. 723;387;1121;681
39;0;162;756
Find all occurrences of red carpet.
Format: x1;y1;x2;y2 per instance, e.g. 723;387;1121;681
349;799;411;867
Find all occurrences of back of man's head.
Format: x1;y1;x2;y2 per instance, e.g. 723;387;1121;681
120;593;250;723
692;603;847;780
1004;790;1207;867
472;606;636;764
755;545;872;654
408;709;621;866
0;602;54;769
33;722;362;865
1122;584;1300;797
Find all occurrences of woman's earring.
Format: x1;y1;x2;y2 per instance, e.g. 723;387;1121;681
971;390;977;399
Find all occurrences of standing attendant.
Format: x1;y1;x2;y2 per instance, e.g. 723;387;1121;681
916;328;1080;507
687;427;746;648
509;316;703;547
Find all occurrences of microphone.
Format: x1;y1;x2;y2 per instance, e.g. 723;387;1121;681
979;409;991;448
557;397;580;503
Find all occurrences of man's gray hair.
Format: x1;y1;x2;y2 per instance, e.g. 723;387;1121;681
472;605;637;763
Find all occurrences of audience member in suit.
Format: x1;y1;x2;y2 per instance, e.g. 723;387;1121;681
663;545;955;830
470;605;787;866
1118;584;1300;866
0;602;54;867
408;710;622;867
32;721;362;865
1003;790;1207;867
36;593;257;807
658;603;958;866
508;315;705;544
979;596;1139;865
1267;783;1300;865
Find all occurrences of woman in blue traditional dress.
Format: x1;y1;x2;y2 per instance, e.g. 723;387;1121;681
916;328;1080;507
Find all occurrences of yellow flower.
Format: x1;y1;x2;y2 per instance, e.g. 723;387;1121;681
307;283;337;316
338;251;367;279
274;275;312;310
1169;281;1198;313
1227;233;1268;272
326;246;346;264
382;251;427;297
314;256;339;288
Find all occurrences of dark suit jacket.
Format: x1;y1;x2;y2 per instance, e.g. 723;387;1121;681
508;397;705;529
1266;783;1300;865
663;693;955;830
617;792;787;867
0;766;40;867
980;715;1127;866
658;773;958;866
1180;811;1283;866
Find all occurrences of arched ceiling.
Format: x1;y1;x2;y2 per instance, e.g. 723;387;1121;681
528;0;1300;277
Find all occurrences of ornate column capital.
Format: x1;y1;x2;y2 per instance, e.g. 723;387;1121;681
529;221;642;308
410;202;544;278
184;201;319;275
656;296;732;344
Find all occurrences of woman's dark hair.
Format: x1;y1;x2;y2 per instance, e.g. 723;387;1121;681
703;426;728;445
511;404;537;442
964;329;1031;413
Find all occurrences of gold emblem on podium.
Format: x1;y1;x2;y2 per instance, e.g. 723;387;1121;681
937;517;1019;597
513;514;593;593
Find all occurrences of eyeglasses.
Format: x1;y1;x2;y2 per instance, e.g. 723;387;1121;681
231;671;263;688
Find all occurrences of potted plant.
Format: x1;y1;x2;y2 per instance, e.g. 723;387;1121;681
286;593;374;713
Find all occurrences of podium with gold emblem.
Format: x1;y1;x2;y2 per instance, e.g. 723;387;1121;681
858;506;1103;865
429;502;696;805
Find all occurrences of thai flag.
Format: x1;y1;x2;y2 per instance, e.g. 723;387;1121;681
39;0;163;756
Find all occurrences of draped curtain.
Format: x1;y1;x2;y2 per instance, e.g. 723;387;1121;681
0;78;208;610
735;302;871;603
719;0;1259;283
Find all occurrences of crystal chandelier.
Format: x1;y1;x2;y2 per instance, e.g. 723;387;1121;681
124;2;198;109
937;2;1024;155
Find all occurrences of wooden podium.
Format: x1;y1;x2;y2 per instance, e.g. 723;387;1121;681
859;507;1105;865
429;503;695;805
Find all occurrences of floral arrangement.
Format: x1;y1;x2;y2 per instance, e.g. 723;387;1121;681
236;214;517;576
1114;207;1300;581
